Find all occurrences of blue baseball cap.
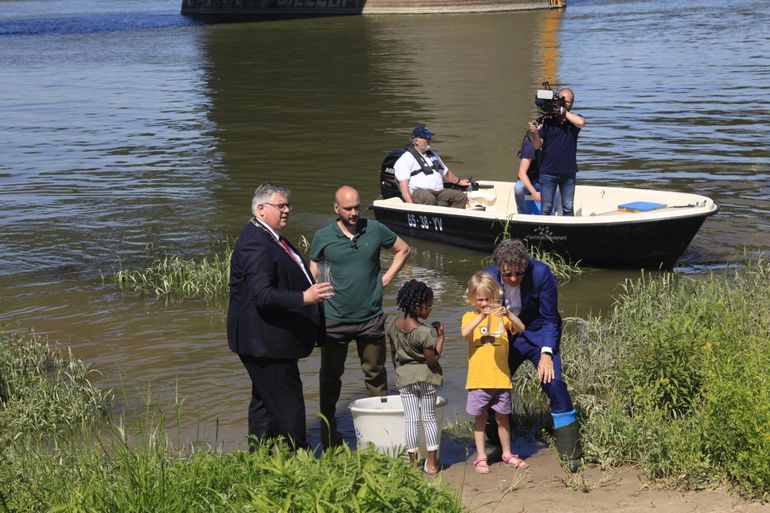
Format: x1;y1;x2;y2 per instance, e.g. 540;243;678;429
411;124;433;140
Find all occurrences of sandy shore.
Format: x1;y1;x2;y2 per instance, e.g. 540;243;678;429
432;449;770;513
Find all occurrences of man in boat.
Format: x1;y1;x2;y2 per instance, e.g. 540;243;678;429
393;124;472;208
528;88;586;216
482;238;583;472
309;185;412;449
227;182;331;451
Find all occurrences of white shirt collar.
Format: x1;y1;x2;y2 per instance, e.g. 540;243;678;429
252;217;281;241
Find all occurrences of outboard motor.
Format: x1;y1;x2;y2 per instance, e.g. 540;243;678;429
379;148;406;199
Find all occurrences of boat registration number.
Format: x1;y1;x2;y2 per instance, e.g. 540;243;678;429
406;214;443;232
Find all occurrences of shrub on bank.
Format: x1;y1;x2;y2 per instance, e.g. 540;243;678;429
1;426;465;513
564;262;770;499
0;327;111;443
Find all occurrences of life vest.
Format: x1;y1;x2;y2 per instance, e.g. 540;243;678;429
379;145;443;199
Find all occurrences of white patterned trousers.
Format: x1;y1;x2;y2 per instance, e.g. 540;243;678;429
399;381;439;452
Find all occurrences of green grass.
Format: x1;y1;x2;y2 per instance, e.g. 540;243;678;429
1;423;466;513
527;245;583;282
110;241;232;298
0;323;465;512
557;260;770;499
492;226;583;282
0;326;111;444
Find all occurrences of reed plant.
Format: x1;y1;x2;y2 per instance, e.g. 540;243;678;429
556;260;770;499
111;241;232;298
0;326;111;444
489;227;583;283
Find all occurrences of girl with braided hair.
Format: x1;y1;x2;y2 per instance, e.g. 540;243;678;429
385;279;444;475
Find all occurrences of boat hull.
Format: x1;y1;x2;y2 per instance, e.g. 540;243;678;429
370;183;719;267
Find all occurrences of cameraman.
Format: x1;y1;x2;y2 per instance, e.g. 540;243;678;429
528;88;586;216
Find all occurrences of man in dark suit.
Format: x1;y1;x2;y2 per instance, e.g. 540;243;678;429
482;238;583;472
227;182;332;450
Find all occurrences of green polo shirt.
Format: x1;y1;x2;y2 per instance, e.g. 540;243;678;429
310;218;397;323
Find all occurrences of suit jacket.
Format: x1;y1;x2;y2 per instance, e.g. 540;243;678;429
483;259;562;353
227;220;325;359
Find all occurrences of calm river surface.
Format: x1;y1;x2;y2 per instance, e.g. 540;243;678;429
1;0;768;451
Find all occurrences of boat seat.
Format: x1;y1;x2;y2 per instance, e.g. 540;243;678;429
467;190;496;208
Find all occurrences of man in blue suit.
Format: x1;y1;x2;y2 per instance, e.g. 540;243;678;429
227;182;332;450
482;238;583;472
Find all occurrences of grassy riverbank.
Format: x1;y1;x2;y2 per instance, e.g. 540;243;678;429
7;261;769;508
2;427;463;512
510;260;770;499
0;327;111;444
0;329;464;512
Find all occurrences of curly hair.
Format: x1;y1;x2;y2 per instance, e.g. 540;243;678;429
465;272;502;306
492;239;530;270
395;279;434;316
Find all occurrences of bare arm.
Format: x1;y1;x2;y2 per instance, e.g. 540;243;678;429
517;158;540;201
503;307;526;334
565;110;586;129
398;179;414;203
308;260;318;281
461;311;488;338
388;334;397;370
443;169;471;187
528;120;542;150
431;322;445;356
424;322;444;373
381;236;411;288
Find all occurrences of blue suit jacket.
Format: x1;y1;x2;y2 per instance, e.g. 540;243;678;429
227;221;325;359
483;259;562;354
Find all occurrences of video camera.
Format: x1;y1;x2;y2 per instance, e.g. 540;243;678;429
534;83;566;118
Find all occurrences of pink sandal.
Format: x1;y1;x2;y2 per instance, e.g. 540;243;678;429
473;457;491;474
502;453;529;469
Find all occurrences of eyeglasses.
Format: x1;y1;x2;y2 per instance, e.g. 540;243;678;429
502;270;525;277
263;202;293;212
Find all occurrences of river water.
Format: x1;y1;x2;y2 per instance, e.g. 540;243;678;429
1;0;768;451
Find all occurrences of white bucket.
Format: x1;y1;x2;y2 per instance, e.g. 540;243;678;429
348;394;447;458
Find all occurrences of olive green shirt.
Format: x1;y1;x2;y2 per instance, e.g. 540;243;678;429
385;318;443;388
310;218;396;323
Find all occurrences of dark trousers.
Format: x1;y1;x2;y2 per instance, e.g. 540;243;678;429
319;315;387;447
238;354;307;450
509;337;574;414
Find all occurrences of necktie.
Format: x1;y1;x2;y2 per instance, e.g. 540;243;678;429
279;237;312;285
279;237;298;265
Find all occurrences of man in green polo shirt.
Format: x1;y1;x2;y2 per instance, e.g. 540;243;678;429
310;185;411;449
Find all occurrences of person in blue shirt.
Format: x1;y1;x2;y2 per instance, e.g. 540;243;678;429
513;137;559;215
528;88;586;216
